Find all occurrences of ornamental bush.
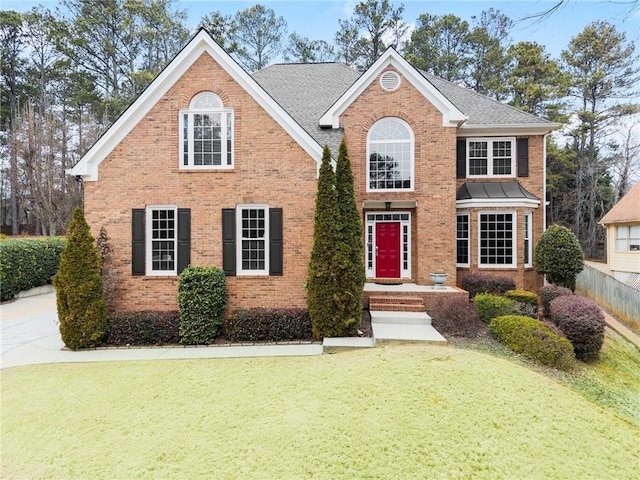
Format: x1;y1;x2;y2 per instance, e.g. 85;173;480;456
489;315;575;370
460;273;516;299
473;293;520;323
539;284;573;318
224;308;312;342
0;237;66;301
52;207;107;350
429;297;485;337
534;224;584;291
178;266;227;344
505;290;539;318
106;311;180;345
550;295;605;362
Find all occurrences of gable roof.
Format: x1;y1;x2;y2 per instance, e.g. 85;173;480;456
69;29;324;181
319;48;467;129
599;182;640;224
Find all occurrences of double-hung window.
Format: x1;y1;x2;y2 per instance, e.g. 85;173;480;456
456;213;470;266
237;205;269;275
467;138;515;177
523;212;533;266
616;225;640;252
180;92;233;169
367;118;414;191
146;205;177;275
479;212;516;267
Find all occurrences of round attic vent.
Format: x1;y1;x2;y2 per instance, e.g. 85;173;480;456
380;71;401;91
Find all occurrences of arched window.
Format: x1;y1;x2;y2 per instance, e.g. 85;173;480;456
367;118;413;191
179;92;234;169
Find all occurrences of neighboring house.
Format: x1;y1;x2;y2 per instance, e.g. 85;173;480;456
599;182;640;287
69;30;556;313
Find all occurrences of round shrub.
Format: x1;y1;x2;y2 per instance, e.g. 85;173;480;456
539;284;573;318
429;297;485;337
460;273;516;299
505;289;539;318
550;295;605;362
178;266;227;344
473;293;520;323
489;315;575;370
534;224;584;291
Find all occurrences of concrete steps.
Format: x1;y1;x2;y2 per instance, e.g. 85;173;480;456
370;310;446;343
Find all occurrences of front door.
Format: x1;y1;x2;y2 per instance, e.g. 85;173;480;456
376;222;401;278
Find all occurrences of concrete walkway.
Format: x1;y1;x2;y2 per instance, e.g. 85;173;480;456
0;291;323;369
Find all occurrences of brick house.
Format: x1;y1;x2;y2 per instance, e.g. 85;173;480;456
69;30;556;313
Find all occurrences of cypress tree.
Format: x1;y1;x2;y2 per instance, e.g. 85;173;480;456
334;139;365;336
53;207;107;349
307;145;339;338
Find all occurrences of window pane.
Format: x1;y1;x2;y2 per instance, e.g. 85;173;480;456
369;119;412;190
240;208;266;271
456;214;469;265
150;209;175;272
480;213;513;265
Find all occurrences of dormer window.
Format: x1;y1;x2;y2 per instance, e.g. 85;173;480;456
179;92;234;169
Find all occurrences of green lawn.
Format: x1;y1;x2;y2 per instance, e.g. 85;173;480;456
2;344;639;480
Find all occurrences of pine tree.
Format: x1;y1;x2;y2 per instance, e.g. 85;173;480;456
334;139;365;336
53;207;106;349
307;145;339;338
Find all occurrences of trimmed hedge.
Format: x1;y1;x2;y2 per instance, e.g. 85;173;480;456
540;284;573;318
430;297;485;337
225;308;313;342
106;311;180;346
489;315;575;371
178;266;227;345
505;289;539;319
0;237;66;301
461;273;516;299
473;293;520;323
550;295;606;362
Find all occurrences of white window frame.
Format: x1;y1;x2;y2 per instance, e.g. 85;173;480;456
524;212;533;267
365;212;412;279
456;213;470;267
179;92;234;170
146;205;178;276
616;225;640;252
366;117;414;192
631;226;640;252
467;137;516;178
478;211;517;268
236;204;269;276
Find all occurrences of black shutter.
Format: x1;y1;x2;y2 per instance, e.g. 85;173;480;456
269;208;283;276
517;138;529;177
177;208;191;274
222;208;236;276
456;139;466;178
132;209;145;276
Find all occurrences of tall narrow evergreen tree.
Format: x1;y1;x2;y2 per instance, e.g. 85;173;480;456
307;145;339;338
53;207;106;349
334;139;365;336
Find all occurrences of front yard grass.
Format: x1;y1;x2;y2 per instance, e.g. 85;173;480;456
2;344;639;479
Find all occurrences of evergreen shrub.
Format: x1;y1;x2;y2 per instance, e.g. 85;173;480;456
550;295;605;362
52;207;107;349
461;273;516;299
505;289;539;318
430;297;484;337
473;293;520;323
225;308;312;342
539;284;573;317
489;315;575;370
106;311;180;345
0;237;66;301
534;224;584;290
178;266;227;344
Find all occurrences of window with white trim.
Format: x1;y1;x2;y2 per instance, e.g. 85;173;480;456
367;118;414;191
147;205;177;275
467;138;515;177
237;205;269;275
456;213;470;266
524;212;532;266
616;225;640;252
180;92;233;169
479;212;516;267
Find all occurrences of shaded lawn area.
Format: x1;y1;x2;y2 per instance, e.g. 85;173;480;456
2;345;639;480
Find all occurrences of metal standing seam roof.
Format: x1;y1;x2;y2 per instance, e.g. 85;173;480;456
251;62;555;154
456;181;540;201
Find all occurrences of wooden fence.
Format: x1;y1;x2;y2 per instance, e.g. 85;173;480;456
576;264;640;324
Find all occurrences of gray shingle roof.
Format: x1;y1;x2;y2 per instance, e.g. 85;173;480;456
456;181;540;201
252;61;554;153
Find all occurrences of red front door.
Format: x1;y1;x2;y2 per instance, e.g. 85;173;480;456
376;222;401;278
